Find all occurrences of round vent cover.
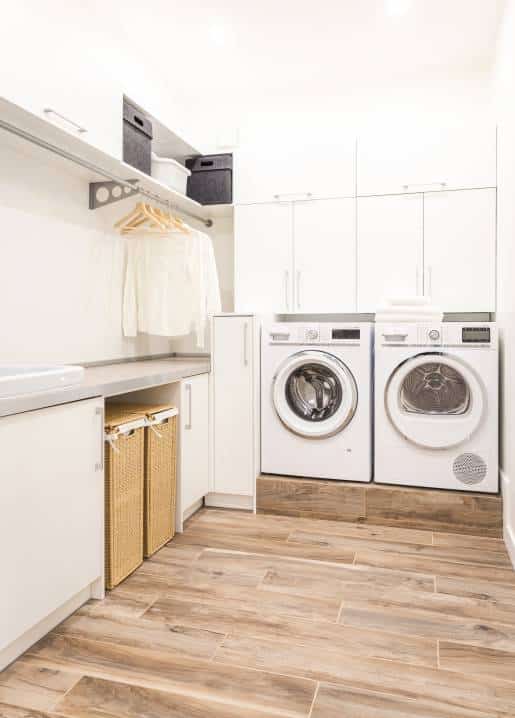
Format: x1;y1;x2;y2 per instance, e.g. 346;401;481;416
453;453;487;485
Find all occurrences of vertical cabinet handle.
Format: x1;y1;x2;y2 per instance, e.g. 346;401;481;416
44;108;87;134
426;266;433;298
95;406;104;472
243;322;249;366
185;384;192;430
296;270;302;310
284;270;290;311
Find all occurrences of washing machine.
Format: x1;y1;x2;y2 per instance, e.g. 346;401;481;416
261;321;373;482
375;322;498;492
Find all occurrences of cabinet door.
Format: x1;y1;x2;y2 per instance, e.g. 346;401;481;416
234;203;293;313
180;374;209;511
423;189;496;312
213;317;254;496
0;1;122;159
0;398;104;656
234;137;356;204
357;194;423;312
293;198;356;312
358;126;496;197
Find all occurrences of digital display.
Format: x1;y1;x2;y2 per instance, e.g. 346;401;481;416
462;327;491;344
332;329;360;340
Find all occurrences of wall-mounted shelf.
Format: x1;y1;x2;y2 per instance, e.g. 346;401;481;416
0;98;215;227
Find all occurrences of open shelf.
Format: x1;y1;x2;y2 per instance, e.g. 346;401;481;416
0;98;216;225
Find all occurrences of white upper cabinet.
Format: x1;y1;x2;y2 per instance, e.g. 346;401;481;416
234;137;356;204
357;126;496;197
234;203;294;313
0;2;123;159
357;194;423;312
294;199;356;312
424;189;496;312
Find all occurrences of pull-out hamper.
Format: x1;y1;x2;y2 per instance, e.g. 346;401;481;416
104;407;146;589
122;404;178;557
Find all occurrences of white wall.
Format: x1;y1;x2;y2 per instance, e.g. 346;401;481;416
494;0;515;564
0;131;173;364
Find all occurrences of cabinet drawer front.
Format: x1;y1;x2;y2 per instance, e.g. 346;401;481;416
0;398;104;651
180;375;209;512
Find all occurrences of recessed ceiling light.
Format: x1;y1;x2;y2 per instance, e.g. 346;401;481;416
208;23;230;47
384;0;412;17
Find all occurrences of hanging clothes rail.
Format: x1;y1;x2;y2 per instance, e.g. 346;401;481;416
0;117;213;228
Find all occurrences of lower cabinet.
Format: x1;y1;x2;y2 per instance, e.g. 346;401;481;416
178;374;209;518
0;398;104;669
209;315;257;509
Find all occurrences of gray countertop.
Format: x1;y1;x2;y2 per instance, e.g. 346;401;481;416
0;357;210;418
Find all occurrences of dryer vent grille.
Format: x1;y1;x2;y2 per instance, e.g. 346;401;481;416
453;453;487;486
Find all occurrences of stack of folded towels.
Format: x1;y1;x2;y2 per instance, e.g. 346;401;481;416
375;296;444;323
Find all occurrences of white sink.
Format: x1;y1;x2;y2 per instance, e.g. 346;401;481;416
0;364;85;398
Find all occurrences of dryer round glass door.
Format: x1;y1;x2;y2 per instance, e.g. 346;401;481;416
273;350;358;438
385;353;485;449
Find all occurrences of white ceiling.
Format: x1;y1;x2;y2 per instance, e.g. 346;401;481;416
114;0;505;97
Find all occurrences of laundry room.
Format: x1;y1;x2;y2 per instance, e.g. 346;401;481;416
1;1;515;716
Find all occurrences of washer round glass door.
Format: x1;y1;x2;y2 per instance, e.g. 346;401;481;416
273;350;358;438
385;353;485;449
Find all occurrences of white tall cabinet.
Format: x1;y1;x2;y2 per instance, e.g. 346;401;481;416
0;398;104;670
209;315;258;509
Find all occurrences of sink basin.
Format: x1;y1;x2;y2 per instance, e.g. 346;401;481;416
0;364;85;398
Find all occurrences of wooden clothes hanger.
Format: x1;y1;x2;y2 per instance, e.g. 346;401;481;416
115;201;190;236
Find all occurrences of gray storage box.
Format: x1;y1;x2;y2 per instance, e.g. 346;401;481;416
123;100;153;175
186;154;233;205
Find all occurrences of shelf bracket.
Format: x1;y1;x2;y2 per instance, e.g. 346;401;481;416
89;179;139;210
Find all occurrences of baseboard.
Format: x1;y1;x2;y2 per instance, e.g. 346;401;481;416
0;583;95;671
501;470;515;569
205;492;254;510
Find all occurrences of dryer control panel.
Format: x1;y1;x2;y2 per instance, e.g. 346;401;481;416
379;323;496;348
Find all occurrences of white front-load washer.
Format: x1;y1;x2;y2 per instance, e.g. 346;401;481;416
261;322;373;482
375;322;498;492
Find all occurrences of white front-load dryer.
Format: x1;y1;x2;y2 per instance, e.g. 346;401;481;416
375;322;498;492
261;322;373;482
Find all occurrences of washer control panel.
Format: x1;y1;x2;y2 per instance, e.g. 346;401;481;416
267;323;363;345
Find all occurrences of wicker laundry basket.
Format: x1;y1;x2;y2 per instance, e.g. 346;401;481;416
104;406;146;589
121;403;178;557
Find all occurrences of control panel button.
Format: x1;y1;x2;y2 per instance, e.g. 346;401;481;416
428;329;441;341
305;328;319;342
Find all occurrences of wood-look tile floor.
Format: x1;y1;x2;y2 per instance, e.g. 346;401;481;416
2;509;515;718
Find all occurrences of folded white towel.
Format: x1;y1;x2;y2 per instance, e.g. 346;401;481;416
375;312;444;323
376;305;443;316
385;296;431;307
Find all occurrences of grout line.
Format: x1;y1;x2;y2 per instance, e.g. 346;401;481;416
335;600;345;624
308;682;320;718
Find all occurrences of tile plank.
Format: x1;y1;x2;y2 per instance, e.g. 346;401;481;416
26;634;316;718
56;675;296;718
439;642;515;684
355;549;515;584
52;612;225;660
310;683;505;718
0;660;79;712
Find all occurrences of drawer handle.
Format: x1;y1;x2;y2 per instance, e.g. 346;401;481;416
243;322;249;367
402;182;447;190
273;192;313;200
44;108;87;134
95;406;104;471
185;384;192;430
